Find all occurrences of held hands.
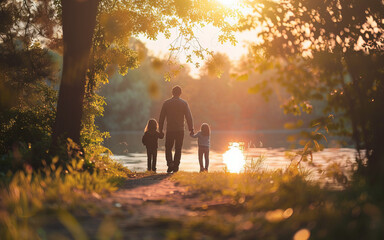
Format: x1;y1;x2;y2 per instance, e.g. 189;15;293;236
189;130;194;136
159;131;164;138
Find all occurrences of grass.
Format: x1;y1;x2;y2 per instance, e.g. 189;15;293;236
1;150;384;239
169;167;384;240
0;147;131;239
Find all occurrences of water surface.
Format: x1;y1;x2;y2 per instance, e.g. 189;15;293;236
105;131;356;183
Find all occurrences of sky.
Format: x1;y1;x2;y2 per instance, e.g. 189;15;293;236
140;27;253;77
139;0;256;78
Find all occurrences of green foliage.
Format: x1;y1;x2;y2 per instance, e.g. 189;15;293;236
0;82;56;152
97;70;152;131
285;119;331;169
0;0;112;164
0;0;62;170
0;47;58;170
84;144;131;182
239;0;384;182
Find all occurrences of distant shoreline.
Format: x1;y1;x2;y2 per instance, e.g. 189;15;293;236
107;128;314;135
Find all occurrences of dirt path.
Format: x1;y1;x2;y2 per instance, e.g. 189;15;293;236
90;173;230;239
40;173;234;239
107;173;194;218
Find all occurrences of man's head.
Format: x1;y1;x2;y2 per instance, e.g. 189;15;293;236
172;86;182;97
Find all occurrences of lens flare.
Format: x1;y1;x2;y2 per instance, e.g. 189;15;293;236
223;142;245;173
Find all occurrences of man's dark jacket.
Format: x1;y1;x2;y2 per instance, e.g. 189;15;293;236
159;97;193;132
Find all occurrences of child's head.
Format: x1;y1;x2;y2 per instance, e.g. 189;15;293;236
201;123;210;136
145;119;158;132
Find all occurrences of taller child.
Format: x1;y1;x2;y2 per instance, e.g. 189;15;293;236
159;86;194;173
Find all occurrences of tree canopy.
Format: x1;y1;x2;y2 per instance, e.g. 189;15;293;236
240;0;384;183
1;0;241;164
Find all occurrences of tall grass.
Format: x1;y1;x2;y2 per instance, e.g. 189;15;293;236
170;159;384;240
0;153;128;239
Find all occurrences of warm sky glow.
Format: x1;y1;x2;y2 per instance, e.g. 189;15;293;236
139;0;257;78
140;27;256;78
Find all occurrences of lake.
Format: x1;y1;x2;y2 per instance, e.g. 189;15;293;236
105;131;356;184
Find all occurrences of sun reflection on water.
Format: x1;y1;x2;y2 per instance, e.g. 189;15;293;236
223;142;246;173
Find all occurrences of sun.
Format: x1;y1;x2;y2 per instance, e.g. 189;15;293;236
217;0;239;7
223;142;246;173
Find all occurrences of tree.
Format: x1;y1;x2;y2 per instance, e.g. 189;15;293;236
0;0;59;167
240;0;384;183
51;0;238;152
51;0;99;150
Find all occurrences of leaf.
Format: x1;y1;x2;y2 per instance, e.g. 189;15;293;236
303;141;310;153
313;140;320;151
319;133;328;143
236;74;249;82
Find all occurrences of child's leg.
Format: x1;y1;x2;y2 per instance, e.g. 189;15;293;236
152;150;157;171
204;148;210;171
146;148;152;171
198;147;204;172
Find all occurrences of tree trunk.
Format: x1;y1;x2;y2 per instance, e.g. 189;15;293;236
367;77;384;185
346;53;384;185
51;0;99;152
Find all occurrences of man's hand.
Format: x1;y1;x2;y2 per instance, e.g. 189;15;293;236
159;131;164;138
189;130;194;136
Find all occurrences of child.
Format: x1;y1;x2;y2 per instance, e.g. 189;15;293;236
142;119;164;172
190;123;210;172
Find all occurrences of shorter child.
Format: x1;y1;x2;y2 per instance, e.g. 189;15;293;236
142;119;164;172
190;123;210;172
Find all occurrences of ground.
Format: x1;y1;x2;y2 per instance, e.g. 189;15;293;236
105;173;235;239
48;173;232;239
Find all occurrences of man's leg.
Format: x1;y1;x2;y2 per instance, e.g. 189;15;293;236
165;132;175;172
173;131;184;172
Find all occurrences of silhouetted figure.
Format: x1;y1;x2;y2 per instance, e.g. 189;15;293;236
159;86;194;173
191;123;210;172
142;119;164;172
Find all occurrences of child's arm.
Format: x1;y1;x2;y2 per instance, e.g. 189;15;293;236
142;133;147;145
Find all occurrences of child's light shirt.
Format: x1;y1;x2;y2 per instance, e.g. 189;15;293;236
191;131;210;147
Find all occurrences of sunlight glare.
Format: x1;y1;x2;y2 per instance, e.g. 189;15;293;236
223;142;246;173
217;0;239;7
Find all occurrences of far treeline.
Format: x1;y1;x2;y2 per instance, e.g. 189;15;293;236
96;45;307;132
0;0;383;185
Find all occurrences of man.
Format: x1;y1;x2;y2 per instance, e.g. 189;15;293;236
159;86;194;173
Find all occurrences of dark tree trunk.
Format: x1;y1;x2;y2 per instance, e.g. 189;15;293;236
367;78;384;185
51;0;99;152
346;53;384;185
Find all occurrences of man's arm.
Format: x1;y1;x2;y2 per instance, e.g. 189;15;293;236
184;102;194;132
190;131;199;138
159;102;166;133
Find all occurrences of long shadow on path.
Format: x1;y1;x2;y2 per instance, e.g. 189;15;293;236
118;173;171;190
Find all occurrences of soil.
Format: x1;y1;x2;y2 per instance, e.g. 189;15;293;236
104;173;233;239
48;173;232;240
